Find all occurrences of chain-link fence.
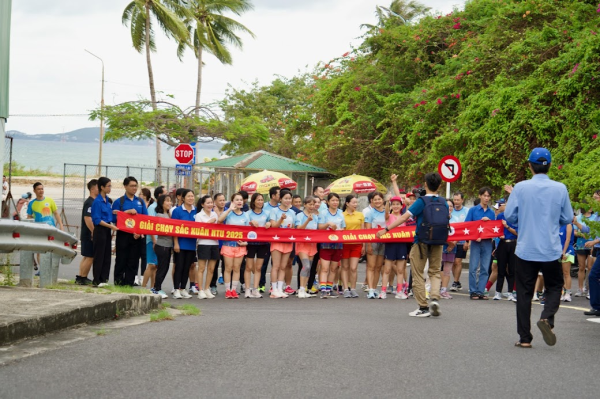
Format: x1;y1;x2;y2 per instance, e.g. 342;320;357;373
61;164;216;238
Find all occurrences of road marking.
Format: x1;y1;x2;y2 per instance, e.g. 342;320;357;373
587;318;600;324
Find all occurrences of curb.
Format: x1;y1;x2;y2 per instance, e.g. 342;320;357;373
0;290;161;346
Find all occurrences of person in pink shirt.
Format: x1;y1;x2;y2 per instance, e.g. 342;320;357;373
381;196;410;299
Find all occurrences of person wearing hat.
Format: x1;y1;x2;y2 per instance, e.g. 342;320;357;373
14;192;32;221
504;147;573;348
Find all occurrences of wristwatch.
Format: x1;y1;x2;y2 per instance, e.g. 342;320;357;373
385;227;389;232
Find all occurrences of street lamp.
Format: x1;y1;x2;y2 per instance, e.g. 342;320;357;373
85;49;104;176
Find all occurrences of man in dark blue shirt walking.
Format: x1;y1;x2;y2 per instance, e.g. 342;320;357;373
112;176;147;286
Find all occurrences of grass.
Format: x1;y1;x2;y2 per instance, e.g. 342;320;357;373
176;304;200;316
160;301;172;309
150;309;174;322
100;285;146;294
0;264;16;286
4;161;61;177
94;328;109;336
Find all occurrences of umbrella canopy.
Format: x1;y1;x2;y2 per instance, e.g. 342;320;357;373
240;170;297;194
324;174;387;196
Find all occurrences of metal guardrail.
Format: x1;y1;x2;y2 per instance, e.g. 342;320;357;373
0;220;78;288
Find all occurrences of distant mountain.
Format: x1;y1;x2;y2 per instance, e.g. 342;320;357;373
5;127;225;150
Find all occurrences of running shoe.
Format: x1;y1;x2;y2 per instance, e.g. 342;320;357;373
157;290;168;299
409;308;431;317
225;290;232;299
210;287;218;296
244;289;251;299
560;292;565;301
150;288;158;295
430;301;441;317
309;287;319;295
304;292;315;298
180;290;192;299
450;282;459;292
503;292;510;298
230;290;239;299
338;285;344;295
493;292;503;300
190;286;199;294
367;289;376;299
270;290;284;299
98;282;109;288
395;291;408;299
297;290;307;299
379;291;387;299
328;290;338;298
173;290;183;299
284;285;296;295
574;289;584;297
507;293;516;302
204;289;215;299
343;289;352;298
533;292;540;301
455;282;463;291
218;276;224;285
408;289;414;297
258;286;265;293
440;291;453;299
250;289;263;298
362;284;370;292
240;284;245;294
198;290;207;299
350;289;360;298
320;291;328;299
392;287;397;295
586;293;590;300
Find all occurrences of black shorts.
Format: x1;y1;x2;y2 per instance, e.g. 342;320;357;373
575;248;591;256
197;245;220;261
384;243;408;261
455;244;468;259
247;244;270;259
81;237;93;258
593;248;600;258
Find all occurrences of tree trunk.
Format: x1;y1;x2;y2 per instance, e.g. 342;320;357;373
145;2;162;175
195;45;203;117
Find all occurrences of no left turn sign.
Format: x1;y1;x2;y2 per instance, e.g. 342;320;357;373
438;155;462;183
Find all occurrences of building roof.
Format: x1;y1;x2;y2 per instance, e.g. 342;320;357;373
196;150;329;174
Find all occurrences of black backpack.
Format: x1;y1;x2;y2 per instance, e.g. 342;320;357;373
416;196;450;245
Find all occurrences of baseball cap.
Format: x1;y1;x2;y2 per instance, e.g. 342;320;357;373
389;196;403;203
493;198;505;210
405;192;416;198
528;147;551;165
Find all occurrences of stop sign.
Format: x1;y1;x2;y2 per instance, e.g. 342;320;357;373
174;143;194;164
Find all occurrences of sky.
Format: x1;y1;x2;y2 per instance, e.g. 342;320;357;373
7;0;465;134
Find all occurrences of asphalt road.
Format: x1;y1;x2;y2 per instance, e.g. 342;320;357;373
2;254;600;398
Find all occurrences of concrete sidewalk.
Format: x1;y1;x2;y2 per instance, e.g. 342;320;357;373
0;287;160;345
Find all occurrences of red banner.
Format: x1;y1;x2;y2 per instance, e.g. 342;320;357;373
116;212;503;244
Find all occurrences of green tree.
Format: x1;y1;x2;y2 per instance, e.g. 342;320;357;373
178;0;255;116
361;0;431;29
122;0;190;168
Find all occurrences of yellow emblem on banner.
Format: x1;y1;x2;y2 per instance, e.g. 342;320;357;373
328;234;339;241
125;219;136;229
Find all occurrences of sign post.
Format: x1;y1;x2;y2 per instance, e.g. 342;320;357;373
438;155;462;199
174;143;195;189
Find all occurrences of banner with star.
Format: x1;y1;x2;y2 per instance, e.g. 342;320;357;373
117;212;504;244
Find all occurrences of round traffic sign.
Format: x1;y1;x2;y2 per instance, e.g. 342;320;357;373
438;155;462;183
175;143;194;164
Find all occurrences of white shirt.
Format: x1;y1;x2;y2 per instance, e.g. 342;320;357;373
195;209;219;246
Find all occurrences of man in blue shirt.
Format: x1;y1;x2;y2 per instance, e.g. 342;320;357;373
451;191;469;291
377;172;448;318
494;199;518;301
112;176;148;286
465;187;496;299
505;148;573;348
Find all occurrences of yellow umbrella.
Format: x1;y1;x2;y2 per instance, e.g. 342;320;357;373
324;174;387;196
240;170;297;195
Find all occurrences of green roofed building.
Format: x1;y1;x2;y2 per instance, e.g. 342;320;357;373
196;150;331;198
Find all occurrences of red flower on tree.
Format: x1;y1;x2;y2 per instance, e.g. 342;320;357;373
437;98;443;105
452;23;461;29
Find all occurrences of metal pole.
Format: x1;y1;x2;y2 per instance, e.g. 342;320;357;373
83;165;87;200
84;50;104;176
446;181;451;199
62;164;66;211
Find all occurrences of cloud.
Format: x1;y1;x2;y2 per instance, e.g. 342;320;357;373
13;0;129;16
252;0;324;10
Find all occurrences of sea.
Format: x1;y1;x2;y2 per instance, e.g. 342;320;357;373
7;140;224;173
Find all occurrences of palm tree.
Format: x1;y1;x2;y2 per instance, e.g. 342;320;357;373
362;0;431;29
178;0;255;116
122;0;189;169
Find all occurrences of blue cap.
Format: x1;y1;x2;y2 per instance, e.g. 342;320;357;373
528;148;551;165
496;198;506;205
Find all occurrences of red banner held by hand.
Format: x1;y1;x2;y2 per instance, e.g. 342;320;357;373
116;212;504;244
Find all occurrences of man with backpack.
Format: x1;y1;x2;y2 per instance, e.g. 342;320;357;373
377;172;449;317
111;176;147;286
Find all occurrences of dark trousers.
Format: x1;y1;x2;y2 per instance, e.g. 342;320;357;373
92;225;112;285
154;245;172;291
114;231;143;286
307;246;320;290
210;256;224;288
496;240;517;293
516;257;563;343
259;251;272;287
174;249;195;290
589;256;600;311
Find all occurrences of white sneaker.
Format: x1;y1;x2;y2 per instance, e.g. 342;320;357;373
197;290;207;299
563;292;571;302
297;290;306;299
533;292;539;301
430;301;441;317
507;293;515;302
250;289;263;298
395;291;408;299
190;286;199;294
379;291;387;299
280;290;289;298
574;289;584;297
305;292;315;298
180;289;192;299
493;292;503;300
244;289;251;299
204;289;215;299
157;290;168;299
409;308;431;317
173;290;182;299
270;290;284;298
98;283;109;288
134;276;141;286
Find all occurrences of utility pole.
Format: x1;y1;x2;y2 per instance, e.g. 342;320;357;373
0;0;13;184
85;49;104;176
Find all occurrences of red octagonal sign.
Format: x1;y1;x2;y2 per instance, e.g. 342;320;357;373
175;143;194;164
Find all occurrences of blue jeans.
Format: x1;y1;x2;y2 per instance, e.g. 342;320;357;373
589;256;600;311
469;240;493;295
